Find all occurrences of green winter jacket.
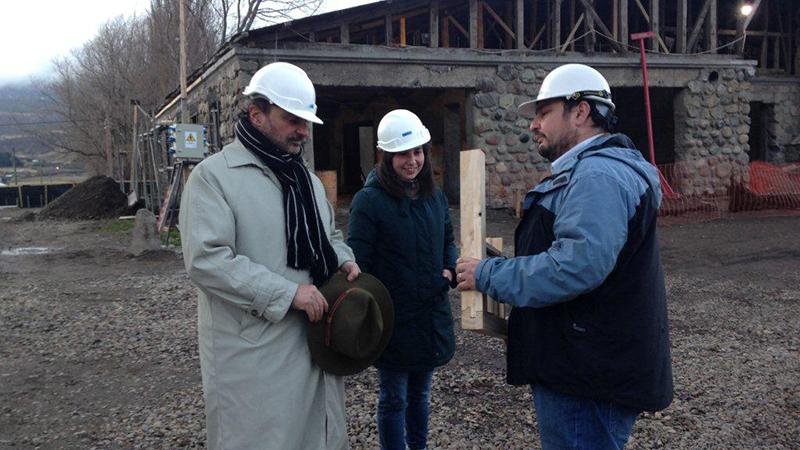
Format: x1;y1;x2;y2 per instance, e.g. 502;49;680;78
347;169;458;371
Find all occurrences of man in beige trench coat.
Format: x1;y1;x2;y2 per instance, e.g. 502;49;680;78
179;61;360;450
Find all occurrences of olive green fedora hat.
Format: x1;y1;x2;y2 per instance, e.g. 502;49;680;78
308;272;393;376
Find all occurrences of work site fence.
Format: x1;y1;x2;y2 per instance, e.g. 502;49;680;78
0;184;75;208
657;161;800;220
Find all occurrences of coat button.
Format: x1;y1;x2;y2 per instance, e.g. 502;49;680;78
250;309;258;317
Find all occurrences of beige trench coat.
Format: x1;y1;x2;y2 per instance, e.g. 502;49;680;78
179;138;354;450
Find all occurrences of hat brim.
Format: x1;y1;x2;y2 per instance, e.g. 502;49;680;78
289;108;324;125
518;99;538;117
308;272;394;376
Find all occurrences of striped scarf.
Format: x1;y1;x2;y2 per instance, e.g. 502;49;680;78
235;117;338;286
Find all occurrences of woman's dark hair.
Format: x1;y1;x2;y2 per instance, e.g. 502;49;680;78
376;143;435;199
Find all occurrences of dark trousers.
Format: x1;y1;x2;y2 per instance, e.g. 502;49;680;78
377;368;434;450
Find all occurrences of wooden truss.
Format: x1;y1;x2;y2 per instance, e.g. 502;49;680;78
255;1;797;75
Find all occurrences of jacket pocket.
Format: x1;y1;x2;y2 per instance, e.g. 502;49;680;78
239;309;269;344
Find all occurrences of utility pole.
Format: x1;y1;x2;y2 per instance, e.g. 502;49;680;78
104;117;113;178
11;147;18;186
178;0;188;123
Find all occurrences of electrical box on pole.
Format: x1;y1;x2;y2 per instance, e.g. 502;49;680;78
167;124;209;161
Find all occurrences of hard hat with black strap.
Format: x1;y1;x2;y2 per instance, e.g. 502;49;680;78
519;64;616;117
242;62;323;125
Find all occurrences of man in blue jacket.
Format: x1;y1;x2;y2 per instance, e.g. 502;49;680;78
456;63;673;449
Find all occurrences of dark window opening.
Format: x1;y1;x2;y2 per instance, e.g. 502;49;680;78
611;87;678;165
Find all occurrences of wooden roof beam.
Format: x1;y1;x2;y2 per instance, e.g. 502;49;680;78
481;1;516;41
632;0;670;53
577;0;626;53
687;0;712;53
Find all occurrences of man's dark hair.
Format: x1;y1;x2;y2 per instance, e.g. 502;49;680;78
563;99;618;132
239;96;272;121
376;143;435;199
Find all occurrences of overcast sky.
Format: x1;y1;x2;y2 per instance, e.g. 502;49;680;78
0;0;377;85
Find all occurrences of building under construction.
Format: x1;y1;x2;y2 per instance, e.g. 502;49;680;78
155;0;800;209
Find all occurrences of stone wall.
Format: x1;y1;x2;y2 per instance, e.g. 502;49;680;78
672;68;755;196
751;78;800;163
468;64;778;206
469;65;551;209
159;51;250;147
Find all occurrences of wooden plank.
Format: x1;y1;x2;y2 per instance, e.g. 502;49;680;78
760;1;770;67
650;0;659;52
613;0;619;40
676;0;687;52
460;149;507;338
528;7;555;49
529;0;538;44
578;0;625;52
486;237;503;316
584;0;595;54
553;0;562;50
620;0;628;47
430;1;439;48
400;16;407;46
385;14;393;44
561;13;585;52
477;0;484;48
516;0;524;49
482;1;516;40
687;0;712;53
706;0;717;53
340;23;350;44
470;0;479;48
442;14;450;47
632;0;669;52
448;14;469;39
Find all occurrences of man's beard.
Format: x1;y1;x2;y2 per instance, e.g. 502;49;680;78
260;129;305;154
536;130;578;163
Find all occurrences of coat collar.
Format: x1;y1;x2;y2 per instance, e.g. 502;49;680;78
550;133;608;175
223;138;267;169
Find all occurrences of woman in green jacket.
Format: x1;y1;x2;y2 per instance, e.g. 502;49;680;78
347;109;458;450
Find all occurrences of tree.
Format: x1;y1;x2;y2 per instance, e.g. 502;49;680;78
39;0;321;174
214;0;323;42
38;1;219;174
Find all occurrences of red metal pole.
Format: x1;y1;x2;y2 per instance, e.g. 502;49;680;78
631;31;656;165
631;31;678;198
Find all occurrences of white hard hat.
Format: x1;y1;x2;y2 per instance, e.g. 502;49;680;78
243;62;323;124
376;109;431;153
519;63;615;116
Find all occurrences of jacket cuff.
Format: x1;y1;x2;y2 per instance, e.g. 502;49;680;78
254;282;298;323
445;267;457;289
475;257;499;293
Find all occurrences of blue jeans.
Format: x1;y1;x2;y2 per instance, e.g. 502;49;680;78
377;368;434;450
533;384;639;450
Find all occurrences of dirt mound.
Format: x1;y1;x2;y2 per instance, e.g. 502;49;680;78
39;176;128;220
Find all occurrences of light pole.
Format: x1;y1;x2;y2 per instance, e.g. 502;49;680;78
736;1;761;55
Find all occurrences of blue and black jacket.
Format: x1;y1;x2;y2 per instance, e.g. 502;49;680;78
476;133;673;412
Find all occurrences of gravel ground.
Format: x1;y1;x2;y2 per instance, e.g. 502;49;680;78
0;206;798;449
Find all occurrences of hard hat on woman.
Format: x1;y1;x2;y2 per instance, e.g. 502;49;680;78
376;109;431;153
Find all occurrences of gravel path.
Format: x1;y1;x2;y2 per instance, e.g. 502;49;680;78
1;208;798;449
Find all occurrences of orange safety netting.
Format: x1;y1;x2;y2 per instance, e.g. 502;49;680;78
655;161;800;220
730;161;800;212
